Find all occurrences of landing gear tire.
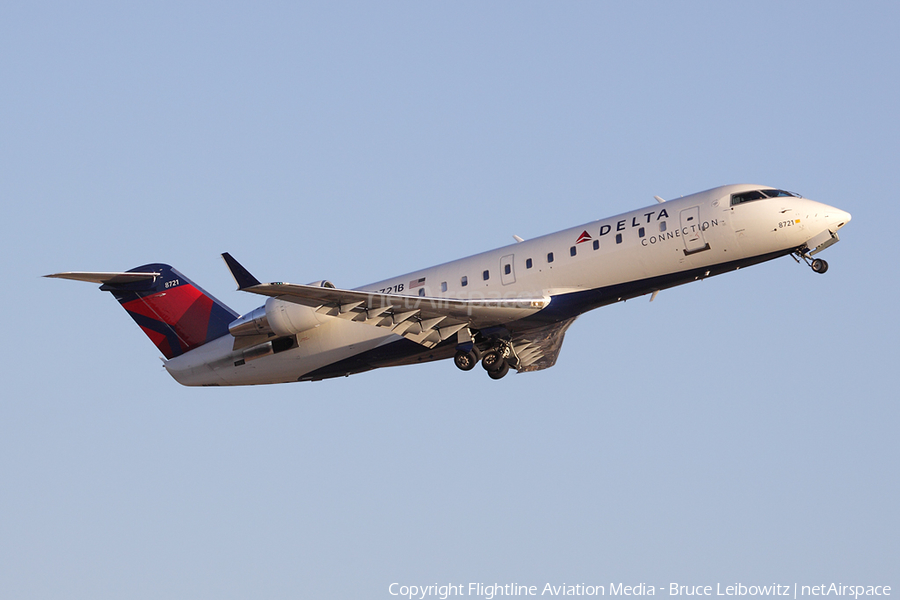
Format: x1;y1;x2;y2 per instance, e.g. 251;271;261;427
811;258;829;274
454;350;477;371
481;350;505;372
487;361;510;380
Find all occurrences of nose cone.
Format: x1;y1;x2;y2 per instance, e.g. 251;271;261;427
810;198;851;231
831;208;851;230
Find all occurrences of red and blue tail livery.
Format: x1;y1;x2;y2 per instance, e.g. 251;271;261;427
50;264;237;359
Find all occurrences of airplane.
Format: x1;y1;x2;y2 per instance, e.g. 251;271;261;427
46;184;851;385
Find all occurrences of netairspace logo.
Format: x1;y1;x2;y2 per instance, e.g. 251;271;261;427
387;583;892;600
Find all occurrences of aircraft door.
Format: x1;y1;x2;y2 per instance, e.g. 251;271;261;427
500;254;516;285
679;206;710;255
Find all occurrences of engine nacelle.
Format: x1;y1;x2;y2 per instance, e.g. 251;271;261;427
228;297;329;338
306;280;335;289
265;297;327;336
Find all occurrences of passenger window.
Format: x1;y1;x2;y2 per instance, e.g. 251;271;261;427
483;270;489;281
638;227;645;238
616;233;622;244
570;246;576;257
461;276;468;287
526;258;533;269
441;281;447;292
418;288;425;297
547;252;554;263
504;264;511;275
593;239;599;250
660;221;667;232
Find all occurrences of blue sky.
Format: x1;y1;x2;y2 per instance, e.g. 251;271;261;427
1;2;897;598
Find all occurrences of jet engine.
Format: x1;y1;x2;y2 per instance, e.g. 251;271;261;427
305;280;335;289
228;281;334;337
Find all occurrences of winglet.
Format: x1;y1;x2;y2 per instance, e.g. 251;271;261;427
221;253;261;290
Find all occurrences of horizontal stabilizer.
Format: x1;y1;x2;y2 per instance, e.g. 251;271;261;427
44;271;160;285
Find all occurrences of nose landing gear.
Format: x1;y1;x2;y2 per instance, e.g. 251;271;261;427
793;250;829;274
811;258;829;274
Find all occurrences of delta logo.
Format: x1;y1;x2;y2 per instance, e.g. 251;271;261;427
575;230;592;244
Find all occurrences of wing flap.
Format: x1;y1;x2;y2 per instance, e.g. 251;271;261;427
512;317;577;372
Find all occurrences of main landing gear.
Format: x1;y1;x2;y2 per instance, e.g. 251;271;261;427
453;347;480;371
793;250;829;274
481;349;510;380
454;342;513;380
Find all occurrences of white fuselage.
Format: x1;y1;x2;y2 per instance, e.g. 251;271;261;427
164;184;850;386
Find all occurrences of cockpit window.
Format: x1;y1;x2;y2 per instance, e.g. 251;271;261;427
731;188;800;206
731;190;767;205
760;189;799;198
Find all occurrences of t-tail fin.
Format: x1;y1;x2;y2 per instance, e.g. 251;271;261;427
46;264;238;359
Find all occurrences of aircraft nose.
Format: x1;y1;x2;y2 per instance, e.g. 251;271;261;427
831;208;851;230
811;199;851;231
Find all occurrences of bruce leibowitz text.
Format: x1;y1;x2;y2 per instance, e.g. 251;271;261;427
389;582;891;600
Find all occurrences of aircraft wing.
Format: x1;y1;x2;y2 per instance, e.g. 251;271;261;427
222;253;549;349
511;317;577;372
